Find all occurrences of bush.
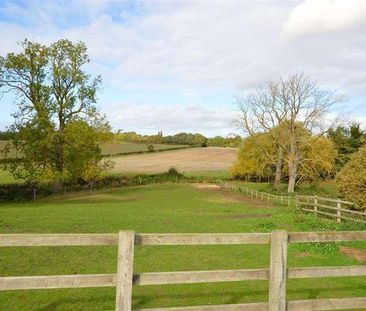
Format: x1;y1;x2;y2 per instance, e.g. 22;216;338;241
336;145;366;209
147;144;154;152
167;167;181;176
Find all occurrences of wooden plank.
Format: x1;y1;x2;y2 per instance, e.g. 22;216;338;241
135;233;270;245
133;268;269;285
288;266;366;278
134;302;267;311
306;203;366;216
287;297;366;310
297;196;354;206
268;230;288;311
0;233;118;247
289;231;366;243
301;209;366;224
3;265;364;291
115;231;135;311
0;274;115;291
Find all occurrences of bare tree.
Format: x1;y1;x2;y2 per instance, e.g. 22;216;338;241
277;73;341;193
235;80;288;190
236;73;341;193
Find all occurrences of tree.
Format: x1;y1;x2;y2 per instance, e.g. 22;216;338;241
237;73;341;193
328;123;365;170
236;80;287;190
279;74;340;192
336;146;366;209
0;39;111;188
232;124;336;187
231;133;276;180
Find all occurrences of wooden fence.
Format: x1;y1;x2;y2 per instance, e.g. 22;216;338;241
2;231;366;310
296;195;366;224
217;181;292;207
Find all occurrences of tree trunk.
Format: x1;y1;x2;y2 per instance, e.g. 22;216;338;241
274;146;283;191
287;133;298;193
287;160;297;193
53;119;65;193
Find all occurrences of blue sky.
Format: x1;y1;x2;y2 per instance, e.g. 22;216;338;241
1;0;366;136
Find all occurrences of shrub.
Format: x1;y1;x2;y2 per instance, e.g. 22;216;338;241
336;145;366;209
167;167;180;176
147;144;154;152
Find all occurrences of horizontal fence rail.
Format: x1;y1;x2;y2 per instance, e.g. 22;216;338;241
1;231;366;310
296;195;366;224
216;181;292;207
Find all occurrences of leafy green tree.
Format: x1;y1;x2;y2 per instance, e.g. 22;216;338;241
328;123;365;170
336;146;366;209
0;39;111;188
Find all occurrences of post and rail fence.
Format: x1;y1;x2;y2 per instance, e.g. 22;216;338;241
216;181;366;225
2;230;366;310
217;180;292;207
296;195;366;224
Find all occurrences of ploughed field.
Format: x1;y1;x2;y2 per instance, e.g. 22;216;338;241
1;183;366;310
110;147;237;173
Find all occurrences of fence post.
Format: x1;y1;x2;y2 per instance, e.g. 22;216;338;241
314;196;318;214
336;199;342;223
269;230;288;311
33;189;37;201
115;230;135;311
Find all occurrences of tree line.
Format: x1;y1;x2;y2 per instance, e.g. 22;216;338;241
114;131;242;148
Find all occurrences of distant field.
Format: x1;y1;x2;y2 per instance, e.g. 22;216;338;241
101;141;189;156
110;147;237;173
0;140;189;159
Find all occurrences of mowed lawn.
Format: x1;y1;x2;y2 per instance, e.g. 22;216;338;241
0;184;366;310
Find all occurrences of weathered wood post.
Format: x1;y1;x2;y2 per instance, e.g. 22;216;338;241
269;230;288;311
314;196;318;214
115;230;135;311
336;199;342;223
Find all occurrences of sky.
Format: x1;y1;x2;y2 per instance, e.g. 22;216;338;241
0;0;366;137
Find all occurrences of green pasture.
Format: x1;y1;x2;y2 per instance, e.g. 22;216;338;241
0;183;365;310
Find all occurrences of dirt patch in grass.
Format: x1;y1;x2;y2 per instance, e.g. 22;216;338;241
53;192;143;203
339;246;366;262
196;184;275;208
194;183;220;189
227;213;272;219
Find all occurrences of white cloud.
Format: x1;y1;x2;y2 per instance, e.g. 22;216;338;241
0;0;366;134
105;101;237;137
281;0;366;40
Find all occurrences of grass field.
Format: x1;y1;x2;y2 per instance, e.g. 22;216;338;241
110;147;237;174
0;183;365;310
101;141;189;156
